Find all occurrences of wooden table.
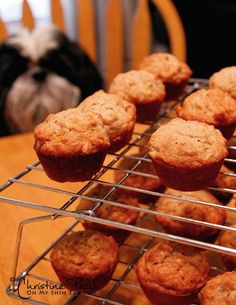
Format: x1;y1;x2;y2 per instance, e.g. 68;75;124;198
0;133;90;304
0;133;35;305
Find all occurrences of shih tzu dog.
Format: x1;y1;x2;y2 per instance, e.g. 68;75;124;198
0;25;103;136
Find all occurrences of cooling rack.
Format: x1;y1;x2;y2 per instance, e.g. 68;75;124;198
1;78;236;305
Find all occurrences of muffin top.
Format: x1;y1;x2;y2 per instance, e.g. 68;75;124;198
136;242;210;296
78;90;136;141
34;108;110;156
109;70;166;104
199;271;236;305
209;66;236;100
139;53;192;84
115;154;162;192
216;224;236;256
77;184;140;225
148;118;228;167
156;188;226;238
50;230;118;278
176;88;236;126
213;164;236;190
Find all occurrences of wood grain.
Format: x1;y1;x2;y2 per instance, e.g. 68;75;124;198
152;0;186;61
50;0;65;32
22;0;35;30
0;18;8;42
0;133;83;304
77;0;97;64
106;0;124;86
131;0;151;70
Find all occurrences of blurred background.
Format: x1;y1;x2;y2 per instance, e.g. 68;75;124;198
0;0;235;137
1;0;235;79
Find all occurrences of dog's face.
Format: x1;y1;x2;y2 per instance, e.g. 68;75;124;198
0;25;103;135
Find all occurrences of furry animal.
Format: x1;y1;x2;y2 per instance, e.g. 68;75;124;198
0;25;103;135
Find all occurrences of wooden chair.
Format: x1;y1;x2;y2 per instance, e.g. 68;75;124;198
0;0;186;87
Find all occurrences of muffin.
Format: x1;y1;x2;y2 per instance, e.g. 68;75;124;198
77;184;140;243
228;193;236;207
148;118;228;191
34;109;110;182
136;242;210;305
216;224;236;270
109;70;165;122
155;188;226;240
50;230;119;292
199;271;236;305
78;90;136;152
139;53;192;100
176;88;236;139
211;164;236;202
114;153;163;203
227;134;236;171
209;66;236;100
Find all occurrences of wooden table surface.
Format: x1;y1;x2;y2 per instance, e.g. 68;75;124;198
0;133;91;305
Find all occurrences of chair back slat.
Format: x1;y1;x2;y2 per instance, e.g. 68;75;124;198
77;0;96;64
131;0;151;70
106;0;124;86
22;0;35;30
50;0;65;32
152;0;186;61
0;18;8;42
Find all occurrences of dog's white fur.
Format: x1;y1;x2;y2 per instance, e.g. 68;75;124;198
5;73;80;133
8;25;58;62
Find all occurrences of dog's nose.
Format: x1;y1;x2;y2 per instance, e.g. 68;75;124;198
32;71;47;82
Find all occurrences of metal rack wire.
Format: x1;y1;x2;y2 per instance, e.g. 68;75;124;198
1;78;236;305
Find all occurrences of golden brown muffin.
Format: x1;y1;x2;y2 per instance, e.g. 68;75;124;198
78;90;136;152
77;184;140;243
136;242;210;305
209;66;236;100
176;88;236;139
109;70;165;122
148;118;228;191
199;271;236;305
139;53;192;100
50;230;119;292
114;153;163;203
216;224;236;270
211;164;236;202
34;109;110;182
155;188;226;240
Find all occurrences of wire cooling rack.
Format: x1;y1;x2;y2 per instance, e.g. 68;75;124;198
1;78;236;305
